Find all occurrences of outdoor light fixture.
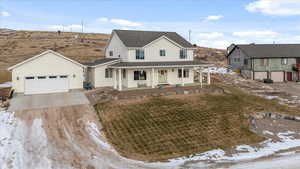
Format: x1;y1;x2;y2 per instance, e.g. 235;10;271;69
73;74;76;78
17;77;19;80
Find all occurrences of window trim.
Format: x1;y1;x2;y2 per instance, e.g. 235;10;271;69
178;69;189;78
105;68;113;78
180;49;187;59
136;49;145;60
281;58;288;65
109;51;113;57
160;49;166;56
134;70;147;80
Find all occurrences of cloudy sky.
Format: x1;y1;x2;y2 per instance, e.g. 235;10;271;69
1;0;300;49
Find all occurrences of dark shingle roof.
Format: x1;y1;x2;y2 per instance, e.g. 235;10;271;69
234;44;300;58
109;61;208;68
82;58;119;66
114;30;194;48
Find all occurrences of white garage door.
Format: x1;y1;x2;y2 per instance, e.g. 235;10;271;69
254;72;268;80
24;75;69;95
271;71;284;82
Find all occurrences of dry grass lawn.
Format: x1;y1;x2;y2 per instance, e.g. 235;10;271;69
95;85;298;162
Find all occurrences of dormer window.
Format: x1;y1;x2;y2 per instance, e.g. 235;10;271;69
136;49;144;60
180;49;187;59
160;49;166;56
109;51;113;57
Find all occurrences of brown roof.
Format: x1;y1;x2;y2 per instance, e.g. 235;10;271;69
114;30;194;48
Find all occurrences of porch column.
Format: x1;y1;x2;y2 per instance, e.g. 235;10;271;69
113;69;117;89
151;68;155;88
118;68;122;91
181;67;185;86
199;68;203;88
207;67;211;85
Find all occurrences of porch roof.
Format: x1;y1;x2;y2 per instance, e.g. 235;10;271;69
108;61;211;68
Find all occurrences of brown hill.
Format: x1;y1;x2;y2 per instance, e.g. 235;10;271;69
0;30;110;69
0;30;226;82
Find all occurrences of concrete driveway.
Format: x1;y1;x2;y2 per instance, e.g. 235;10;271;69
8;91;90;112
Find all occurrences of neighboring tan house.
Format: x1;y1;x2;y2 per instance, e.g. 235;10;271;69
85;29;211;91
8;29;211;95
227;44;300;82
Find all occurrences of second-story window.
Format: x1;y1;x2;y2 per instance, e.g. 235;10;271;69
136;49;145;60
160;49;166;56
260;58;269;66
109;51;113;57
281;58;288;65
180;49;187;59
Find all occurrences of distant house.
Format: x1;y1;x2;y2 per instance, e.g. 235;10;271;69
8;30;211;95
227;44;300;82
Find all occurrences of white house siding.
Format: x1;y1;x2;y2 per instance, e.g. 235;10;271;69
126;37;194;62
93;65;114;88
125;67;194;88
11;52;84;93
105;33;128;60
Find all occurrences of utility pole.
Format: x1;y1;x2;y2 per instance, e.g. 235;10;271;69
188;30;192;42
81;20;84;33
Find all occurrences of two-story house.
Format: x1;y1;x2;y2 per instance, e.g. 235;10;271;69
227;43;300;82
86;30;211;90
8;29;211;95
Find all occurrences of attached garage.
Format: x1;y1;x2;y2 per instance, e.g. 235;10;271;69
270;71;284;82
8;50;86;95
254;71;268;80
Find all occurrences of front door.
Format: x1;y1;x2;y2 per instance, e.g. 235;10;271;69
158;70;168;84
287;72;293;81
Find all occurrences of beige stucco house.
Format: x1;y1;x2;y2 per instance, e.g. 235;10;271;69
8;29;211;95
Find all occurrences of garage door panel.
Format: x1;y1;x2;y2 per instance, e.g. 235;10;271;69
254;72;268;80
24;75;69;95
271;71;284;82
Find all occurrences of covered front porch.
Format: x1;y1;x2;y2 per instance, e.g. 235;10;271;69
109;62;212;91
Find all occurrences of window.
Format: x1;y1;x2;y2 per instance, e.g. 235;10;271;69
237;58;240;62
136;49;145;60
281;58;288;65
49;76;57;79
60;75;68;78
180;49;187;59
160;49;166;56
38;76;46;79
134;71;147;80
109;51;113;57
244;59;248;65
122;69;126;78
105;69;113;78
178;69;189;78
26;77;34;80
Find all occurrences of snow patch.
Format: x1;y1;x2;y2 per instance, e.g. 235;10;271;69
263;130;274;136
0;82;12;88
201;67;234;75
0;111;51;169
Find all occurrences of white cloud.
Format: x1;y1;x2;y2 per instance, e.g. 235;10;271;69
110;19;142;27
96;17;109;22
199;32;224;39
47;24;83;31
204;15;224;21
233;30;279;38
0;11;10;17
197;40;231;49
96;17;143;27
246;0;300;16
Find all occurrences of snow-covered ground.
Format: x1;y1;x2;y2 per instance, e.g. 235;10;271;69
2;110;300;169
0;111;51;169
201;67;234;75
0;82;12;88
